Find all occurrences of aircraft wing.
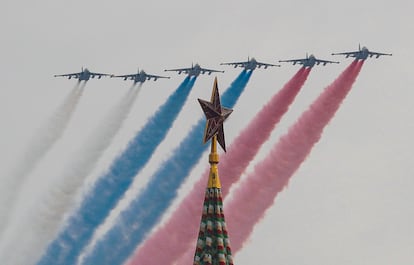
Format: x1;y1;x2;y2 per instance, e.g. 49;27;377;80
278;59;304;65
256;62;281;68
112;72;169;81
111;74;136;80
220;61;247;67
331;51;358;58
164;67;192;74
89;71;110;78
199;67;224;74
368;51;392;58
314;59;340;65
146;74;170;81
54;72;81;78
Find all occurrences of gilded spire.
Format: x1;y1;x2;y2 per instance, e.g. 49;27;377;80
194;78;234;265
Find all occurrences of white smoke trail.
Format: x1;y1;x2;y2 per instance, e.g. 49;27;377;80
0;83;142;265
0;82;85;235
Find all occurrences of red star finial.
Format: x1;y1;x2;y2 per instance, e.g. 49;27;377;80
198;77;233;152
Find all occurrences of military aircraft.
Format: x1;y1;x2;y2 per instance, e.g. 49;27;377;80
54;67;110;81
164;63;224;77
111;69;170;83
220;57;280;70
332;45;392;60
279;54;339;68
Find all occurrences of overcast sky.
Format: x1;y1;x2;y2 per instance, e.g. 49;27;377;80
1;0;413;264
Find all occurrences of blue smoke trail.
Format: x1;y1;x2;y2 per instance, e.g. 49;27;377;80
37;76;196;265
81;70;252;265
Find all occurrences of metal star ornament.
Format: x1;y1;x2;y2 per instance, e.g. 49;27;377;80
198;77;233;152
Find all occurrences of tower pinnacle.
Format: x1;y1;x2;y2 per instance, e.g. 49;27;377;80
194;78;234;265
207;135;221;189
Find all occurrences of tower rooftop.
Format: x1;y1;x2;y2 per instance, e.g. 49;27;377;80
193;78;234;265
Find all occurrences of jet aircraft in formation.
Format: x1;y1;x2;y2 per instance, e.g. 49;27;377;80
220;57;280;70
54;46;392;82
164;63;224;77
279;54;339;68
332;45;392;60
54;67;110;81
111;69;170;83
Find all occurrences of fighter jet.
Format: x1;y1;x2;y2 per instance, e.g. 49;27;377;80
164;63;224;77
279;54;339;68
220;57;280;70
332;45;392;60
111;69;170;83
54;67;110;81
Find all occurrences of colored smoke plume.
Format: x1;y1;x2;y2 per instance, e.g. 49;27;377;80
0;82;84;236
127;67;311;265
177;60;363;264
227;60;364;253
81;71;252;265
0;83;142;265
37;77;195;265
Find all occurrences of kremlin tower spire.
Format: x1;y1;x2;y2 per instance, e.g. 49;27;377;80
194;77;234;265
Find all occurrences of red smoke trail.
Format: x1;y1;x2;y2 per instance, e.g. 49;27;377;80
127;67;311;265
177;60;364;264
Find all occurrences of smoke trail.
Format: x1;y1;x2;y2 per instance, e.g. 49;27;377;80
177;61;363;264
226;61;364;253
0;83;142;265
37;77;195;265
127;67;311;265
80;71;252;265
0;82;85;235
